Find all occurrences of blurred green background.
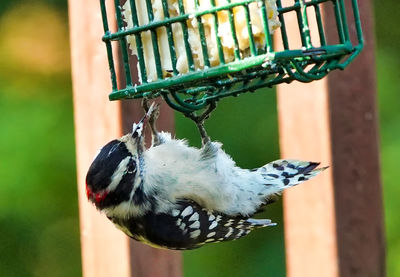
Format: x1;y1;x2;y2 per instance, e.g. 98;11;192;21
0;0;398;276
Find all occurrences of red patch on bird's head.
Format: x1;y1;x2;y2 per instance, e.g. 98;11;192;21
86;183;92;199
94;190;109;203
86;183;109;204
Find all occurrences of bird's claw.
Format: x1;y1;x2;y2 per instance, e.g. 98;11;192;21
141;98;161;146
186;102;217;146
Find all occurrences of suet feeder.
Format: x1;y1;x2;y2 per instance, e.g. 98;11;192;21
100;0;363;115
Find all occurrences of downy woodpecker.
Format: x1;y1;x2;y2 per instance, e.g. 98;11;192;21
86;101;327;250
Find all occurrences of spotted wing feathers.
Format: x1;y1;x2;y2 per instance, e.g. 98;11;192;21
167;200;275;249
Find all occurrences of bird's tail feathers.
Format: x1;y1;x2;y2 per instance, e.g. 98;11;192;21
258;159;328;189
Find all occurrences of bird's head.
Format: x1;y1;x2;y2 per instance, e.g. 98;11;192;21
85;111;151;210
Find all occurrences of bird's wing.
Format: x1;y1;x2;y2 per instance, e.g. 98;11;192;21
141;199;275;250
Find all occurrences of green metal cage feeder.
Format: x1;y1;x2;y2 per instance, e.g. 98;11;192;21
100;0;363;115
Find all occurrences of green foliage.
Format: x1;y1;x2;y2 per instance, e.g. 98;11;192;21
376;48;400;277
0;0;67;16
0;76;81;276
374;1;400;53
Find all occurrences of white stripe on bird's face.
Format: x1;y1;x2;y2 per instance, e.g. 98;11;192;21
107;156;132;192
119;135;139;157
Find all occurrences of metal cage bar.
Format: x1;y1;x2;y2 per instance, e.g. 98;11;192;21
210;0;226;64
178;0;196;72
276;0;290;49
243;3;257;56
114;0;133;87
161;0;179;75
194;0;212;67
145;0;164;80
313;4;326;46
128;0;148;83
226;0;241;60
100;2;118;90
260;0;274;53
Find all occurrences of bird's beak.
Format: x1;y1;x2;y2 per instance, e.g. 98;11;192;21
131;102;156;140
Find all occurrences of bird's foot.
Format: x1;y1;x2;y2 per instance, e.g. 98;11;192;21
142;98;162;146
185;102;217;146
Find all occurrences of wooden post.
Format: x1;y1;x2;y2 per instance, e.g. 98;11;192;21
277;1;385;277
68;0;182;276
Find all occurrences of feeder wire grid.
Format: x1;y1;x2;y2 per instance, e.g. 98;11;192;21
100;0;363;114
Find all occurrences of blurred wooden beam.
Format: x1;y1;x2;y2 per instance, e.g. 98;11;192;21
326;2;385;276
276;1;385;276
68;0;182;276
69;0;130;276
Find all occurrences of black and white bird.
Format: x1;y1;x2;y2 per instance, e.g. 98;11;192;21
86;101;327;250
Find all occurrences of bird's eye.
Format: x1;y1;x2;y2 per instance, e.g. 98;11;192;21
126;159;137;174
